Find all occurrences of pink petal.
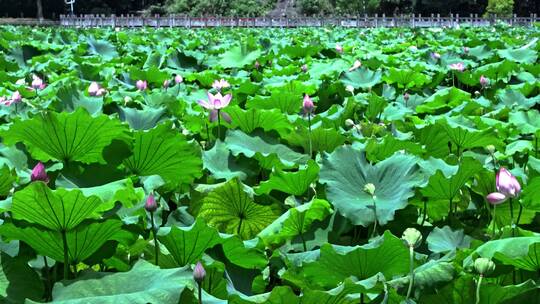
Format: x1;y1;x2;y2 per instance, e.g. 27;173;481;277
220;111;232;123
198;99;211;109
221;94;232;108
209;109;218;122
486;192;508;205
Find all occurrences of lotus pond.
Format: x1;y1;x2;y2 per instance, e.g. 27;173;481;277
0;25;540;303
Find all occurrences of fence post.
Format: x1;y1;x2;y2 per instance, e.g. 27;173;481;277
456;13;459;27
412;13;415;27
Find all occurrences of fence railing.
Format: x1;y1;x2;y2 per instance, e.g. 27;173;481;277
59;13;540;28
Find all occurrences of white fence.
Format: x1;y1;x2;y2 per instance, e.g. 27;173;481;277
58;13;540;28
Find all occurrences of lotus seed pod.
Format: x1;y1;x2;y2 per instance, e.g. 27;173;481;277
363;183;376;196
474;258;495;276
486;145;495;154
402;228;422;248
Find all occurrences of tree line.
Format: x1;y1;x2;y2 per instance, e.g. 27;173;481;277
0;0;537;19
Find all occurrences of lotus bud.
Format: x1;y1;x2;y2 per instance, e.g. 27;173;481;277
124;96;132;105
302;94;314;115
144;194;158;213
31;75;45;90
31;162;49;183
345;119;355;128
254;60;260;69
474;258;495;276
480;75;489;88
335;44;343;53
301;64;308;73
345;85;355;94
136;80;148;91
496;167;521;198
11;91;22;103
363;183;376;196
463;46;470;54
431;52;441;60
402;228;422;248
403;92;410;102
163;79;170;88
88;82;101;96
193;261;206;283
474;91;481;97
175;74;183;84
486;192;507;205
486;145;495;154
348;60;362;72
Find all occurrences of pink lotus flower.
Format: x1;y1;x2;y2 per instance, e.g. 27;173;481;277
198;92;232;123
335;44;343;53
136;80;148;91
302;94;315;116
486;167;521;205
212;79;230;91
31;75;46;90
88;82;106;96
301;64;308;73
431;52;441;60
175;75;183;84
11;91;22;103
348;60;362;72
144;194;157;212
449;62;465;72
31;162;49;183
193;261;206;283
480;75;489;89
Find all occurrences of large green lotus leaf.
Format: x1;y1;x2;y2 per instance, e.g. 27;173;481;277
474;60;519;83
508;110;540;135
468;45;493;60
118;106;166;130
416;87;471;114
498;47;538;64
437;117;500;150
340;67;383;89
0;166;14;197
319;146;423;226
87;37;118;61
11;182;103;231
124;123;202;188
229;286;300;304
198;178;279;239
166;49;203;71
0;108;130;164
8;44;42;67
463;237;540;271
388;259;454;291
219;45;261;69
56;84;103;116
225;130;310;168
158;219;266;268
383;67;431;88
257;199;332;248
255;160;319;196
245;83;311;115
365;135;425;162
0;252;44;303
521;177;540;211
226;106;292;136
56;177;144;210
421;158;482;202
297;231;409;289
0;220;124;263
420;274;537;304
203;140;249;181
427;226;472;253
285;126;346;155
308;60;349;80
49;260;194;304
495;89;540;110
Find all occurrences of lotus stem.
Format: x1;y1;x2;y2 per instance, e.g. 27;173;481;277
406;245;415;300
492;205;497;238
300;234;307;252
535;136;538;158
43;256;51;301
61;230;69;280
509;198;515;237
516;203;523;229
198;283;202;304
150;212;159;266
217;109;221;140
370;198;378;238
421;199;427;226
308;113;312;158
475;275;483;304
205;123;210;149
